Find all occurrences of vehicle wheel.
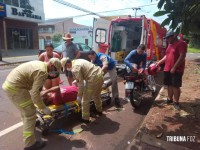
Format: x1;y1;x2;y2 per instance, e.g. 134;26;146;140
130;91;142;108
106;97;112;105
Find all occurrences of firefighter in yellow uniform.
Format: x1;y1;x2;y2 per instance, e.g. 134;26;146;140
61;58;104;123
2;58;61;150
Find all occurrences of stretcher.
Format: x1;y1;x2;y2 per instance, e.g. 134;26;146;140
35;88;111;136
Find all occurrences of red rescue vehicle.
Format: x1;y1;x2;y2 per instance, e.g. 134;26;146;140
92;15;167;69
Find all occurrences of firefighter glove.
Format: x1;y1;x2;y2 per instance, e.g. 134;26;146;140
42;107;51;115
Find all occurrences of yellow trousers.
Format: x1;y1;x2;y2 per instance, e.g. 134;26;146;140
2;87;36;148
82;77;104;120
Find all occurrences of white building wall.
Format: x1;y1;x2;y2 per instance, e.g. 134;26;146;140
5;0;44;23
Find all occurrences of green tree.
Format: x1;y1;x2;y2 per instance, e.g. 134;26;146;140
52;33;62;43
153;0;200;35
189;34;200;48
52;33;62;47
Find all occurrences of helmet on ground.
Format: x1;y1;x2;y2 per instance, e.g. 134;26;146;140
148;63;160;75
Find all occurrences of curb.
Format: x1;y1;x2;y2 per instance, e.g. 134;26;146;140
127;86;192;150
0;61;29;67
128;131;192;150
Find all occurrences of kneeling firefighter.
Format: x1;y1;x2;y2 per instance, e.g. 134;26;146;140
61;58;104;123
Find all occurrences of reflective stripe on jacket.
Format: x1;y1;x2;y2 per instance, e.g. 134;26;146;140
3;61;48;109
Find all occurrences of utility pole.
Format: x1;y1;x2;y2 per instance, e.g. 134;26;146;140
132;8;141;17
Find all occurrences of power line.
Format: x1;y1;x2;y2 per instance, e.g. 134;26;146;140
53;0;103;17
52;1;158;19
97;3;158;14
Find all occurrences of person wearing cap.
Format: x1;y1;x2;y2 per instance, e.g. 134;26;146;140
62;33;80;85
61;57;104;123
157;30;187;110
39;43;61;89
88;50;122;108
2;58;62;150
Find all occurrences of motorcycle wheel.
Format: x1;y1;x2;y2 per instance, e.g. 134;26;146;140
130;91;142;108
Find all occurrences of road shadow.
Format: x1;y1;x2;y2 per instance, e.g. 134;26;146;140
132;82;162;116
193;58;200;63
37;131;87;150
132;96;155;115
35;113;87;150
80;114;120;135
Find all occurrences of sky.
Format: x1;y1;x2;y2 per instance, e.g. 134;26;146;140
43;0;166;27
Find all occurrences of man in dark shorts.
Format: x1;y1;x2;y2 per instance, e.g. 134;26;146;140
62;33;80;85
157;30;187;110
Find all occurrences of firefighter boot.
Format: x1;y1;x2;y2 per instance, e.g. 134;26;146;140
24;141;46;150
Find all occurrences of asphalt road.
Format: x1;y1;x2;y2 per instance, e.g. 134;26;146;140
0;66;157;150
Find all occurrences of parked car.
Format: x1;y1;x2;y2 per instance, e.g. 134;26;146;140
38;43;92;61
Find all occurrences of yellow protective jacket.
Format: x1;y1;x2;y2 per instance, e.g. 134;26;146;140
71;59;103;97
3;61;48;109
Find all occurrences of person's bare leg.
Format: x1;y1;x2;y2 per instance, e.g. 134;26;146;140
52;77;60;87
67;77;73;86
44;79;52;89
167;86;173;100
172;86;181;110
173;87;181;103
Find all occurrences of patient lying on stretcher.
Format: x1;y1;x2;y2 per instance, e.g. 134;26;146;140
41;85;78;106
41;79;112;106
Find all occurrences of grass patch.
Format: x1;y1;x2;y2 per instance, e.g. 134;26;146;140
188;47;200;53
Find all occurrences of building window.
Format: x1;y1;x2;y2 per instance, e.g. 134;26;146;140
38;28;44;33
20;0;34;10
12;0;19;7
2;0;19;7
38;27;54;33
95;28;106;43
48;27;52;33
4;0;11;5
7;28;33;49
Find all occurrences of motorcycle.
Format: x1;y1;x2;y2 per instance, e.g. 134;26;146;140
124;62;159;108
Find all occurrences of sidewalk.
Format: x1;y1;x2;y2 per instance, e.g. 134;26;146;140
0;49;38;66
128;60;200;150
127;87;193;150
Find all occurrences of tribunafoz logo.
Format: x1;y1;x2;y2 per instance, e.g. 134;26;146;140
166;136;196;142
